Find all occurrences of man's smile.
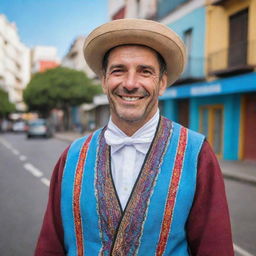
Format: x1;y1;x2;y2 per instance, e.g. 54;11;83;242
117;95;146;101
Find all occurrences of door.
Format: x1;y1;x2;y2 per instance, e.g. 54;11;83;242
177;99;189;128
200;105;224;157
243;94;256;160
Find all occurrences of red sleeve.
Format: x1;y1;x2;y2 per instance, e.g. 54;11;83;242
187;140;234;256
34;146;70;256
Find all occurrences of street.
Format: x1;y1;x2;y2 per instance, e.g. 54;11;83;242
0;133;255;256
0;133;68;256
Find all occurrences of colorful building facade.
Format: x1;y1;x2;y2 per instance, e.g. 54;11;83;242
159;0;256;161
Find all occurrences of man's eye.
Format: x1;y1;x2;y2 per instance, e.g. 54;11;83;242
111;69;123;74
142;69;152;75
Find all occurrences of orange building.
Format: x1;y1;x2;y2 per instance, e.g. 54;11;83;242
38;60;59;73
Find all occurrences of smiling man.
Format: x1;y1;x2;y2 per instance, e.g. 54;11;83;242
35;19;234;256
102;44;167;135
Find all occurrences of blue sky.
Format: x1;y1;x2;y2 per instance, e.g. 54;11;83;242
0;0;108;58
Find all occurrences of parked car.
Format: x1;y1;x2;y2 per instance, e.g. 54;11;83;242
12;120;27;133
27;119;54;138
0;119;12;132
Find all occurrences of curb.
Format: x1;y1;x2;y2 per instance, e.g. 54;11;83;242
223;172;256;186
54;134;78;143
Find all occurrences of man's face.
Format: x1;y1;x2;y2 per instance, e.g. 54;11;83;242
102;45;167;132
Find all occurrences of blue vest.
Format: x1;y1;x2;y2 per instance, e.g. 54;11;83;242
61;118;204;256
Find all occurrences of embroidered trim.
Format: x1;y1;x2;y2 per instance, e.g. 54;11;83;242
111;117;173;255
95;128;122;254
156;126;188;256
73;134;92;256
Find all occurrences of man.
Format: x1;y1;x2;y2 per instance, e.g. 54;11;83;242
35;19;234;256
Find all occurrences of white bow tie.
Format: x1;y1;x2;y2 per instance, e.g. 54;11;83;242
104;129;152;153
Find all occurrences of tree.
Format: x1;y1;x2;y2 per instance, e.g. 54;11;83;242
24;67;102;129
0;88;15;118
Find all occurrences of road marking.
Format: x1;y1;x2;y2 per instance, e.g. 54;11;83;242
24;163;43;178
19;155;27;161
234;243;255;256
0;138;20;156
0;138;13;150
0;138;50;188
12;149;20;155
41;177;50;187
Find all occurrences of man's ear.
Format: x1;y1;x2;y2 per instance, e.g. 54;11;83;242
158;73;167;96
101;76;107;94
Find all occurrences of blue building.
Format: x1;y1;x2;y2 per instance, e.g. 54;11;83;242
157;0;256;161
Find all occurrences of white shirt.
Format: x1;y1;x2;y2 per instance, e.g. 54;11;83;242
104;110;160;210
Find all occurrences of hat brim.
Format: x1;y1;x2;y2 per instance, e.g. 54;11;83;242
83;19;186;86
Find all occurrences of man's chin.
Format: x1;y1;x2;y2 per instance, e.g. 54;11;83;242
118;113;146;124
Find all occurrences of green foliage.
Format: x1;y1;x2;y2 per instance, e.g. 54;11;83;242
24;67;101;115
0;88;16;117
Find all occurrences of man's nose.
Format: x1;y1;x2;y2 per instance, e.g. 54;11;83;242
123;71;139;91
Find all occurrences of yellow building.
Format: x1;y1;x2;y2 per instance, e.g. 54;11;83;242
206;0;256;76
202;0;256;161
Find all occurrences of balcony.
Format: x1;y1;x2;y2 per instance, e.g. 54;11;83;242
207;41;255;77
176;56;205;84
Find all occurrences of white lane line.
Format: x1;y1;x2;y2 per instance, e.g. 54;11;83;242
12;149;20;155
1;138;49;187
0;138;20;156
24;163;43;178
0;138;13;150
19;155;27;161
41;177;50;187
234;243;255;256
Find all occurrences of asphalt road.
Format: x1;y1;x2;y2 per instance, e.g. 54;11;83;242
0;133;68;256
0;133;255;256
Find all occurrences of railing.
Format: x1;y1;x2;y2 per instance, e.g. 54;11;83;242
180;56;205;80
207;41;255;75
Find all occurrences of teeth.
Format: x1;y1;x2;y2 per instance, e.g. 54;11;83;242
122;96;140;101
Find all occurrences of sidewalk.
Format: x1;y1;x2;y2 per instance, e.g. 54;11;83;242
219;159;256;185
55;132;256;186
54;131;85;143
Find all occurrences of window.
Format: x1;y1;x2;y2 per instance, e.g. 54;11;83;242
183;28;193;58
228;9;248;67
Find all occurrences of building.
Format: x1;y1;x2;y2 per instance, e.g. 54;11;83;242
109;0;157;20
61;36;103;131
62;36;95;79
125;0;157;19
159;0;256;161
109;0;126;20
30;46;59;73
0;14;31;111
156;0;207;128
204;0;256;161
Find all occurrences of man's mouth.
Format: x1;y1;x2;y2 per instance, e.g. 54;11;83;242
120;96;143;101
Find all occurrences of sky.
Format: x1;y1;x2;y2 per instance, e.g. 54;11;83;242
0;0;108;59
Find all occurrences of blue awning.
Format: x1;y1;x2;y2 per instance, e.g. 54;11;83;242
160;72;256;100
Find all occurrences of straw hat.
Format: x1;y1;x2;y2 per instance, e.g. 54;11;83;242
83;18;186;86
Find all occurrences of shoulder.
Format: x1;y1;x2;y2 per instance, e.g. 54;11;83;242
164;118;205;144
66;128;105;157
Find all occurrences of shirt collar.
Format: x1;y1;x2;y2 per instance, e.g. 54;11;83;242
105;109;160;154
